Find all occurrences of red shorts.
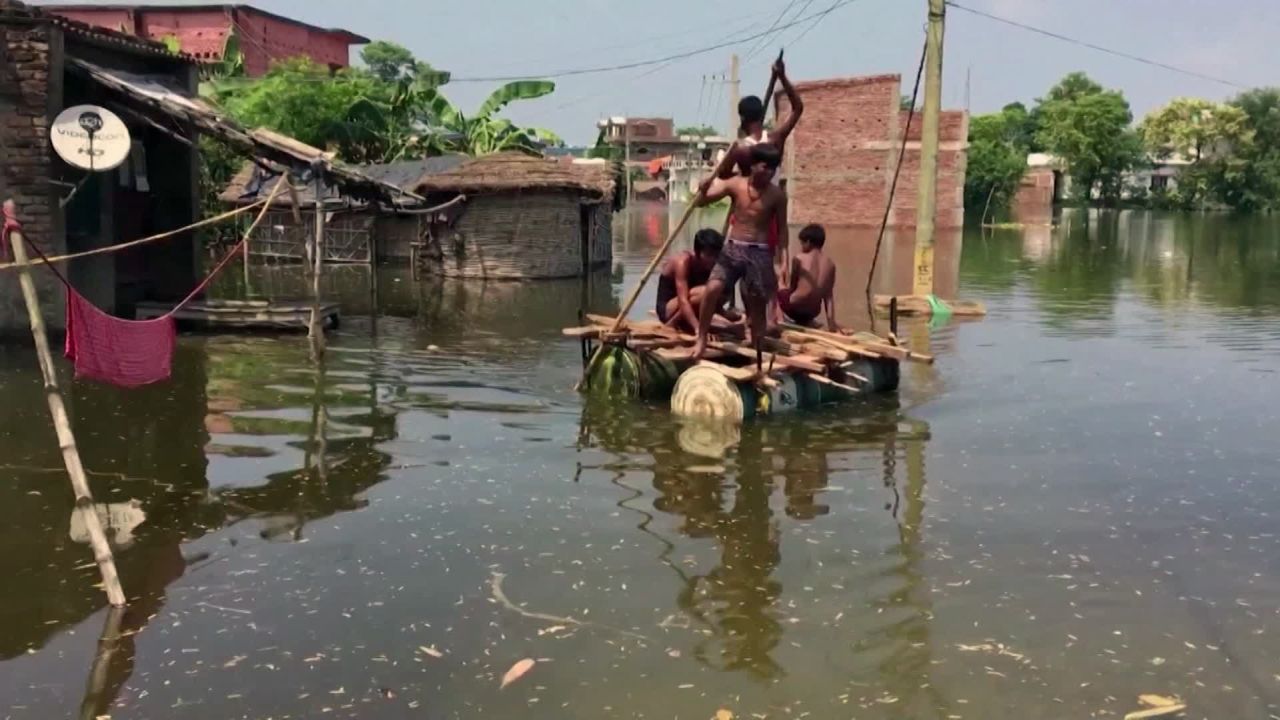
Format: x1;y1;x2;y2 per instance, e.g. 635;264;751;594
777;288;819;326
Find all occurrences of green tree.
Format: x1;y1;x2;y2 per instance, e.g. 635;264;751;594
1221;88;1280;211
1035;73;1143;205
964;106;1032;220
360;40;449;86
1141;98;1252;161
676;125;718;137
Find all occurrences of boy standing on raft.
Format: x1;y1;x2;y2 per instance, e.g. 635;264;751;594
720;56;804;321
691;144;787;370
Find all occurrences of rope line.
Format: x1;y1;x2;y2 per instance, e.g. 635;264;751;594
0;197;271;272
865;35;927;326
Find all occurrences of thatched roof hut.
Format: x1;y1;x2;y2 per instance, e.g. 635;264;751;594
413;154;616;280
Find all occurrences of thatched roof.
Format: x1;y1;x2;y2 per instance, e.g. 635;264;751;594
220;156;468;206
413;153;614;199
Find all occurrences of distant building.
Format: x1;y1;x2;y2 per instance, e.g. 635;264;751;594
39;4;369;75
596;117;731;201
1012;152;1196;220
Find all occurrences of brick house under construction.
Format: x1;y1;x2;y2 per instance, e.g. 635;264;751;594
776;74;968;229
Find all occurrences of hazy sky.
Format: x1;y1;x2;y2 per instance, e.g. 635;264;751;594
45;0;1280;144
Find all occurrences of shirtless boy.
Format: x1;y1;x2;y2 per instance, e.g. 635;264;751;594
720;56;803;319
778;224;840;331
692;144;787;370
656;229;726;333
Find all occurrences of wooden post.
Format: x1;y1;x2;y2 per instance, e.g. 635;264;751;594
4;201;126;607
309;164;326;355
913;0;946;296
728;53;740;138
242;213;252;297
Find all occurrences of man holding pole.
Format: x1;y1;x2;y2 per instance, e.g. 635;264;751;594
720;55;804;323
691;144;787;371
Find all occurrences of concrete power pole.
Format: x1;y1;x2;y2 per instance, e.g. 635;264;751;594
624;116;631;202
728;54;741;138
913;0;946;296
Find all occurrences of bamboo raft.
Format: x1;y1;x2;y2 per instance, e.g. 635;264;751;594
565;314;934;421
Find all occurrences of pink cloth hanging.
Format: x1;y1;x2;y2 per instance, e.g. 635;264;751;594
65;289;175;388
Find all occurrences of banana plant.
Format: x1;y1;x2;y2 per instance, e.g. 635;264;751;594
418;80;562;156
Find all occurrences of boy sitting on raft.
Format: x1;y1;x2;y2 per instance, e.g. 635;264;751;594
691;144;787;371
778;224;841;332
657;229;737;333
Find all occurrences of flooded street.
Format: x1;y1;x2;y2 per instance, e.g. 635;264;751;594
1;206;1278;719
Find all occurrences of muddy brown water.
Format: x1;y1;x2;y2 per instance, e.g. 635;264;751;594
0;206;1277;719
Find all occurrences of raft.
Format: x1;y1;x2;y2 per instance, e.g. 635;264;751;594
572;316;906;421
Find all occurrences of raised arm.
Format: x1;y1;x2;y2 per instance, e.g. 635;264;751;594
716;144;747;179
771;59;804;147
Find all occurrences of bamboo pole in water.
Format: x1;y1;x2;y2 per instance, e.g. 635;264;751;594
309;163;326;357
3;200;126;607
78;605;125;720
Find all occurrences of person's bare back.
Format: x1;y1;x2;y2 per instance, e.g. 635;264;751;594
779;224;840;331
722;176;784;244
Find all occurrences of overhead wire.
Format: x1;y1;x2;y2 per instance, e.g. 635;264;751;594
945;1;1246;89
742;0;803;63
448;0;862;82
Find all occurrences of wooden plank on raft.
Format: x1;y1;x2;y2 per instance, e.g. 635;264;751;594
781;330;882;360
781;324;934;364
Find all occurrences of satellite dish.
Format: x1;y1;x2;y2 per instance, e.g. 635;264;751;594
50;105;131;172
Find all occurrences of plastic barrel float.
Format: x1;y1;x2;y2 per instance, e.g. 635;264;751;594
584;345;681;400
669;356;900;421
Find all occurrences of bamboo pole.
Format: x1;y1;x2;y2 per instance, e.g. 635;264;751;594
78;605;125;720
576;145;737;391
3;200;126;607
308;163;326;357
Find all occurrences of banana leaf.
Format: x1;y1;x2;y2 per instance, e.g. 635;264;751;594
474;80;555;121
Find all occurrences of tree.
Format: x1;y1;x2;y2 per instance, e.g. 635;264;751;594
964;106;1033;219
1141;98;1251;161
676;125;718;137
1035;73;1143;205
1220;88;1280;211
360;41;449;86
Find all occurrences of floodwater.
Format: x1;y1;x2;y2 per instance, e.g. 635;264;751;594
1;205;1278;719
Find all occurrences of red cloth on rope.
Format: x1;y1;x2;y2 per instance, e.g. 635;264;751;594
64;290;175;388
5;201;252;388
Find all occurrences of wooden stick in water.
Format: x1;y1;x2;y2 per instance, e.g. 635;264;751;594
4;200;126;607
575;142;739;391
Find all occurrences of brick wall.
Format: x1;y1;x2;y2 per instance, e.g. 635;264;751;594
1012;167;1055;223
1;7;63;332
777;74;968;229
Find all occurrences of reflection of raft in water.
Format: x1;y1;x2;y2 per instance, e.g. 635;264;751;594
567;315;928;422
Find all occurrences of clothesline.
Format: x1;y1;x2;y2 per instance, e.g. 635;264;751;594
3;177;287;387
0;196;271;272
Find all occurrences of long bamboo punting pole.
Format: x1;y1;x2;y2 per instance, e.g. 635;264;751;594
3;200;126;607
575;148;739;392
308;163;326;358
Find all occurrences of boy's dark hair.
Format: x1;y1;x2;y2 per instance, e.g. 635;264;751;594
693;228;725;256
750;143;782;170
799;224;826;248
738;96;766;127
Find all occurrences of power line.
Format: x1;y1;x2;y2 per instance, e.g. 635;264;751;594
945;1;1246;90
448;0;863;83
742;0;803;63
785;0;840;49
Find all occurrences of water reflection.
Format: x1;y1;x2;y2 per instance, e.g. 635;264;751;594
577;398;944;708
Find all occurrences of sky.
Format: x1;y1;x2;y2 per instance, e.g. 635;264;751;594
41;0;1280;145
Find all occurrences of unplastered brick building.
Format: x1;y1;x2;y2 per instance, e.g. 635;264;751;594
776;74;968;229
